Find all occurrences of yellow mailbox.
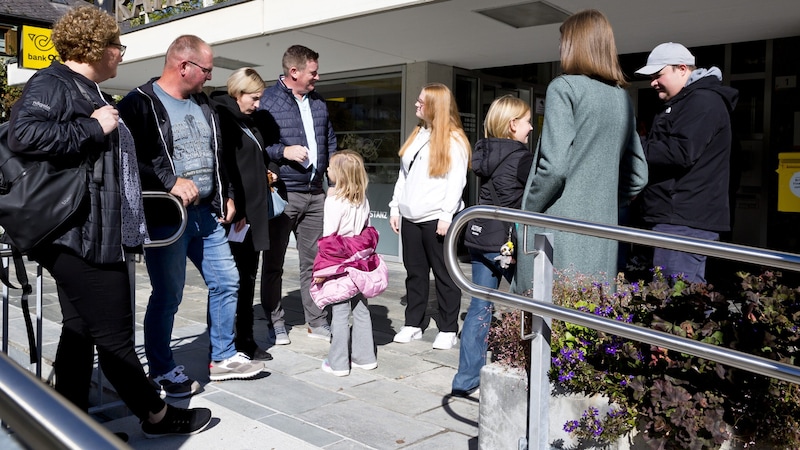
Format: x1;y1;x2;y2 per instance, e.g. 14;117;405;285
777;152;800;212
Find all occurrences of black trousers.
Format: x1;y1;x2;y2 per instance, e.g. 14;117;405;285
400;218;461;333
35;248;164;420
229;232;260;353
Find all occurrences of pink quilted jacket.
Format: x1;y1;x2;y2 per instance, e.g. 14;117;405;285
310;226;389;308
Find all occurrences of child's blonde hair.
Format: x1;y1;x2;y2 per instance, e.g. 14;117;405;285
328;150;368;205
483;95;531;139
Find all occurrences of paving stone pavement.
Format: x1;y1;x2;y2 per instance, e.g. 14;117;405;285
2;248;482;449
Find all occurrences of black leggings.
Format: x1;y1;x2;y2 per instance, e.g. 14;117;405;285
35;247;165;420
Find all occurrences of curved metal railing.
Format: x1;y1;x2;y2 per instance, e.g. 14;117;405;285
444;205;800;384
0;191;188;449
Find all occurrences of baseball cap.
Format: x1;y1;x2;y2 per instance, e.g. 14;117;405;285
635;42;696;76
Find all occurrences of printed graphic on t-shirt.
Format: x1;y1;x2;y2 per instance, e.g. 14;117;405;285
172;114;214;199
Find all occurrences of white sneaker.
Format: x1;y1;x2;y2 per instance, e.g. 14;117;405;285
351;361;378;370
432;331;458;350
209;352;265;381
321;359;349;377
393;326;422;343
272;326;291;345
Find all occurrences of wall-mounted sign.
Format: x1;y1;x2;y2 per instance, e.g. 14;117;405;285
20;25;60;70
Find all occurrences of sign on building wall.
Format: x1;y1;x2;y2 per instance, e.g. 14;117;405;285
20;25;60;70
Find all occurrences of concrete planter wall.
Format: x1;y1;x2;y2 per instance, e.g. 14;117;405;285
479;363;632;450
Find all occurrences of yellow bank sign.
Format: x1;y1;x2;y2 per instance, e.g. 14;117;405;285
20;25;61;70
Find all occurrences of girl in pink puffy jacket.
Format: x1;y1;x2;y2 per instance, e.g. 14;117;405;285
312;150;386;376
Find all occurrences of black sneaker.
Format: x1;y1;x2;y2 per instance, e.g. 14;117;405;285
148;365;201;398
141;405;212;438
250;347;273;361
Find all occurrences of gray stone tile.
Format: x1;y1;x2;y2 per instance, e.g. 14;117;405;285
416;394;480;437
265;347;327;376
401;431;478;449
294;361;380;390
344;379;445;416
299;398;444;449
396;365;458;397
367;347;440;380
216;371;347;416
204;391;278;420
259;412;344;447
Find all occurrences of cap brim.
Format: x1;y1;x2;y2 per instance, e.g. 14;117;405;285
634;64;666;76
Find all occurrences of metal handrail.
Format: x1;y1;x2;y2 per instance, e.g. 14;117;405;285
443;205;800;385
142;191;188;248
0;352;126;449
0;191;188;448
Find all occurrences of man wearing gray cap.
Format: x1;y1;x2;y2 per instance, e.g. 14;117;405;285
635;42;738;283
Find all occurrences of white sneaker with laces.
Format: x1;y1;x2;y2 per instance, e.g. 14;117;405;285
393;326;422;343
209;352;265;381
432;331;458;350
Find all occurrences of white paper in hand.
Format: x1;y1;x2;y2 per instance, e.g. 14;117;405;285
227;223;250;243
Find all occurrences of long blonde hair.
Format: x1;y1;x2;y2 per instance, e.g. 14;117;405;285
328;150;368;205
399;83;470;177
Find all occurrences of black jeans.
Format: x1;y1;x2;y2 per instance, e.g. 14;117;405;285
35;248;164;420
400;218;461;332
229;232;260;353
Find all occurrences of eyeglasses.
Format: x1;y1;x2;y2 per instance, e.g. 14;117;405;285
108;42;126;57
187;60;213;75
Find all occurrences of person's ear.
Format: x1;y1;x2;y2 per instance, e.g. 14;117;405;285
509;118;518;134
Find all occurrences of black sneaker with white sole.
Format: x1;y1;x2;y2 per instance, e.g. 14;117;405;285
148;365;201;398
141;405;212;438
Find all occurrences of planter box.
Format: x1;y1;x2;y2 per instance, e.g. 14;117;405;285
478;363;527;450
479;363;632;449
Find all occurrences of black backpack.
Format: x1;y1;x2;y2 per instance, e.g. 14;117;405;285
0;122;38;364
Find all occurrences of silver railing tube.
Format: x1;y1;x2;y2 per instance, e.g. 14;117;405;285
443;205;800;385
0;352;127;449
142;191;188;248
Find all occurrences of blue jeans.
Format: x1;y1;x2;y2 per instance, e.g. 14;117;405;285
144;204;239;376
452;249;512;393
652;224;719;284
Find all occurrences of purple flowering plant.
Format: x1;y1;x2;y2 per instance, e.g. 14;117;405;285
492;266;800;449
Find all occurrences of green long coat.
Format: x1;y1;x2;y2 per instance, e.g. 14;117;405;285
514;75;648;294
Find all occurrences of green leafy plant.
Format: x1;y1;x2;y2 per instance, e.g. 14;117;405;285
126;0;231;28
491;267;800;449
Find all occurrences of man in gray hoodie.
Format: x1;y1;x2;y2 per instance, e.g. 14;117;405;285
635;42;738;283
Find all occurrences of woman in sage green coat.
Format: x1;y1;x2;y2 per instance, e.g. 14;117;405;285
514;9;648;295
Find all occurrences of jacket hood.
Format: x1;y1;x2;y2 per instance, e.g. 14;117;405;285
671;69;738;113
210;90;250;121
472;138;529;178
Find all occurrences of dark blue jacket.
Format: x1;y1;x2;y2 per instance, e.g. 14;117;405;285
258;77;336;194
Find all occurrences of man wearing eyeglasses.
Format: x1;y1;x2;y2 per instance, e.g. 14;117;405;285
635;42;738;283
119;35;265;399
257;45;337;345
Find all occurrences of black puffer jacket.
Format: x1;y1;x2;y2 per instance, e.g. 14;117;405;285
258;76;336;194
463;138;534;252
641;71;738;232
210;91;272;251
118;78;229;227
8;62;125;264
